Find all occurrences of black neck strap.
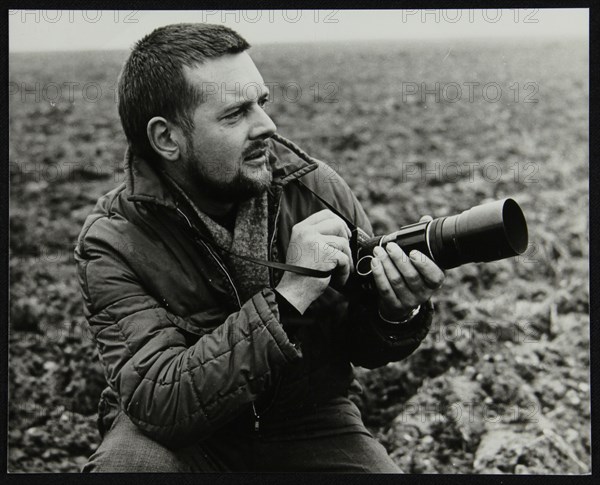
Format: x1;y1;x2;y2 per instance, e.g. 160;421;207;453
172;174;362;279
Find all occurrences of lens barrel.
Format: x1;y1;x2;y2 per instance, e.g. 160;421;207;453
356;198;528;273
427;198;528;269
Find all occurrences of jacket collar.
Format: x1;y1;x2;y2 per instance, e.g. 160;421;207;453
125;133;319;208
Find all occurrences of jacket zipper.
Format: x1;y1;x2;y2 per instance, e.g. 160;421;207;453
251;367;283;432
198;238;242;309
268;191;283;287
176;204;277;434
251;189;284;433
252;402;261;431
176;207;241;308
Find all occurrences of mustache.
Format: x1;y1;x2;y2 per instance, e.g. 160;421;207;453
242;142;269;159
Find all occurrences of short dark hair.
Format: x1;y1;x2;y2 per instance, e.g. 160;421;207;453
117;23;250;162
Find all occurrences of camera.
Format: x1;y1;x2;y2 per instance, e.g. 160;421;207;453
354;198;528;275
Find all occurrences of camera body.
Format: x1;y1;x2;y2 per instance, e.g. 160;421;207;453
354;198;528;276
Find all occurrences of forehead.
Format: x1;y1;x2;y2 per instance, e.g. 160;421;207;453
183;52;267;104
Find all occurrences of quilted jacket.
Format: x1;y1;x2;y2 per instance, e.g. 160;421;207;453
75;134;433;448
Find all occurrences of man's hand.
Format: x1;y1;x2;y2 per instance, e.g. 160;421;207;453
276;209;352;314
370;216;445;322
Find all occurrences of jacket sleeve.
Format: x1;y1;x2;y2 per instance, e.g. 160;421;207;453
75;216;301;448
327;171;434;369
344;279;434;369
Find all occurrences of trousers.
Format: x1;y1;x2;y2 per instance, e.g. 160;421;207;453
82;411;401;473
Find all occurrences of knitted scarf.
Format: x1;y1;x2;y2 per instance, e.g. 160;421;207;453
192;191;271;304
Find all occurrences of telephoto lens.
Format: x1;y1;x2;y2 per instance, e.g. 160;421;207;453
355;198;528;274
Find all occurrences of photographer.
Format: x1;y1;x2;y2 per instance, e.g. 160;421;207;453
75;23;445;472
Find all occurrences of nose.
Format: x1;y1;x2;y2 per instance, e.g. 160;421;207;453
249;105;277;140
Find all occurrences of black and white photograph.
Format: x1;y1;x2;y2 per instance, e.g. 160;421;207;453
7;8;591;474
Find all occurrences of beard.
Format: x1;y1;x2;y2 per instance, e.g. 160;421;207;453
184;137;273;203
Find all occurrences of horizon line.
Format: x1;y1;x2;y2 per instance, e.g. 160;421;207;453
8;34;588;54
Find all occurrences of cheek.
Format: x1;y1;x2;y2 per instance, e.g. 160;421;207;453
192;124;249;165
216;127;249;158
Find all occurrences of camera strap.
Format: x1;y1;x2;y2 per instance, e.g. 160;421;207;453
221;179;361;279
222;246;333;278
168;164;366;279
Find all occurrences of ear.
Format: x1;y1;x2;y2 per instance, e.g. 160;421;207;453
147;117;184;163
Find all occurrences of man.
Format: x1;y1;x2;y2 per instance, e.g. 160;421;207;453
75;23;445;472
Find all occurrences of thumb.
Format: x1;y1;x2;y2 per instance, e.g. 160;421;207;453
419;215;433;223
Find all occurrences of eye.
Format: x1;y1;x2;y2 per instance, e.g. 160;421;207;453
258;97;269;109
224;108;245;120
